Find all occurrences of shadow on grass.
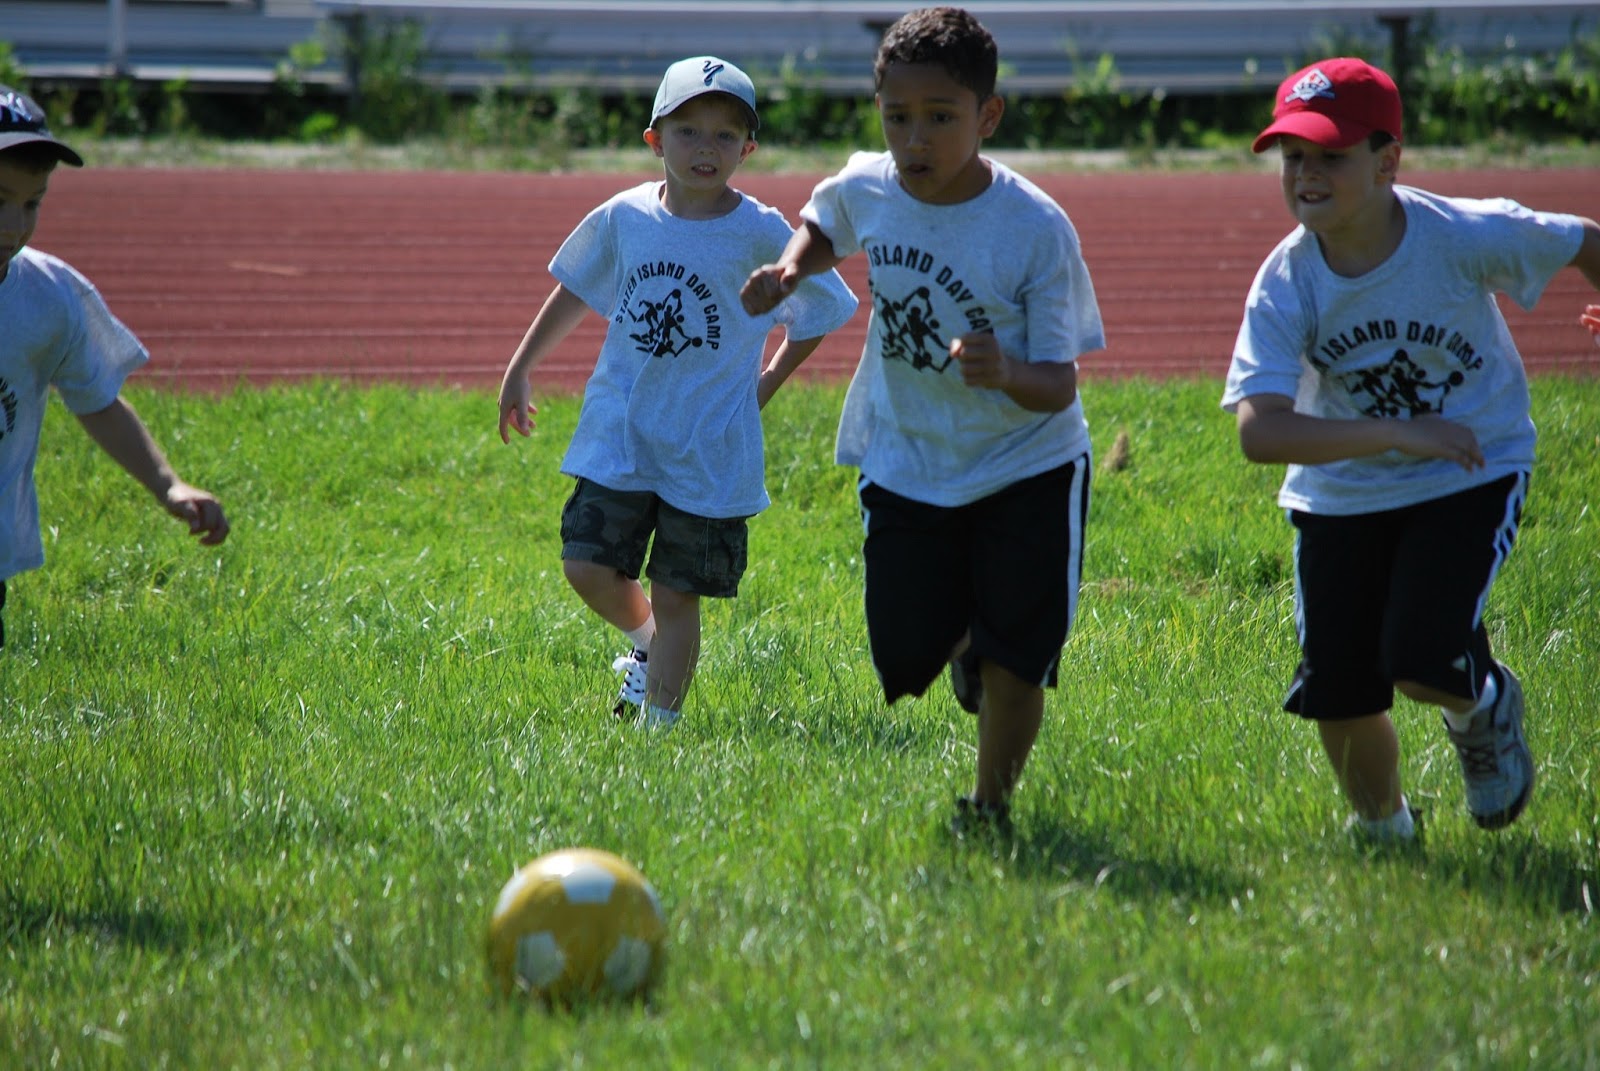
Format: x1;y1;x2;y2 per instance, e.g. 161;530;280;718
1;886;224;951
950;818;1249;904
1393;837;1599;917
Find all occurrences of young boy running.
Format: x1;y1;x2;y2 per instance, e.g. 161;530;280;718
1;85;230;650
498;56;857;729
1222;58;1600;842
741;7;1105;836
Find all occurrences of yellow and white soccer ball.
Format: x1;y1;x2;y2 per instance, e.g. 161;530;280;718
486;847;667;1004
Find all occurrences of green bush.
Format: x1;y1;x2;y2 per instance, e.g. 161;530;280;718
2;21;1596;152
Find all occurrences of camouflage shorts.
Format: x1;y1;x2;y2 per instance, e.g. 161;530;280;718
559;478;749;599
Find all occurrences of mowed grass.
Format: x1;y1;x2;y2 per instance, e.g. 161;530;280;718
3;376;1598;1070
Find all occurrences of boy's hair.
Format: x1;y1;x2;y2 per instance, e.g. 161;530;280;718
873;6;998;102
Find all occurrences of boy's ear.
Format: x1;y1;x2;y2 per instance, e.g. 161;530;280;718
978;94;1004;138
643;127;664;156
1377;141;1402;179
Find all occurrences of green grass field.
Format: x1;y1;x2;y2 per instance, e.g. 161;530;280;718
3;376;1597;1070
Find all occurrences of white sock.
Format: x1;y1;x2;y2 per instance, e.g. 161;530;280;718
637;703;680;730
1358;797;1416;841
1443;670;1498;732
625;613;656;655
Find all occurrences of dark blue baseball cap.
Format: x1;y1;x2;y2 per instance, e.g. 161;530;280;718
0;84;84;166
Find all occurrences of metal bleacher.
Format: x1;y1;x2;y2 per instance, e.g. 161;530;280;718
1;0;1596;97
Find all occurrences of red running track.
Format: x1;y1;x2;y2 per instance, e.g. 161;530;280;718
30;166;1600;392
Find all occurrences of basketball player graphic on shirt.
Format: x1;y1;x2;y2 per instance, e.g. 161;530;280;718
1339;348;1468;417
875;286;951;373
627;288;704;359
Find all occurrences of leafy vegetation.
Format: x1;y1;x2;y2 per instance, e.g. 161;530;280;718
3;16;1598;160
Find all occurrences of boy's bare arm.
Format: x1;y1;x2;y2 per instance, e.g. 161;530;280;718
741;222;844;316
498;284;591;443
1236;393;1485;472
757;334;828;409
1571;217;1600;292
75;398;230;544
950;334;1079;412
1572;220;1600;346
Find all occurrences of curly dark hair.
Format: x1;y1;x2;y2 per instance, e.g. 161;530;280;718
873;7;998;101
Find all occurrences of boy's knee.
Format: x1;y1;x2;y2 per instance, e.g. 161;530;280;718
562;557;618;593
1394;677;1468;708
649;583;699;615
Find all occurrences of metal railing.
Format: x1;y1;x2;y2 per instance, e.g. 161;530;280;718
3;0;1595;95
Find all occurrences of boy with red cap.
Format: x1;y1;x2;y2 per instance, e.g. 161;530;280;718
1221;58;1600;843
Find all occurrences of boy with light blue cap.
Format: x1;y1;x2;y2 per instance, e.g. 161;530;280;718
650;56;760;134
497;56;857;730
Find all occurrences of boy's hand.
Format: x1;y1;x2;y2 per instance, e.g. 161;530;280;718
164;483;230;545
498;379;537;443
740;264;799;315
1581;303;1600;342
1393;414;1485;472
950;333;1010;390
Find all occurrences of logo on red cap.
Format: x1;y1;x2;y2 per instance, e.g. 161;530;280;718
1284;68;1336;105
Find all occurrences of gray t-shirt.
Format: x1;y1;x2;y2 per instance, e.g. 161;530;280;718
1222;185;1583;515
802;152;1104;507
554;182;857;518
1;247;148;580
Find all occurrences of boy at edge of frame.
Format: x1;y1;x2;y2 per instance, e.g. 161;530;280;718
0;85;230;652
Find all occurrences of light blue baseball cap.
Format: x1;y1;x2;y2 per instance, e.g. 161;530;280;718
650;56;759;132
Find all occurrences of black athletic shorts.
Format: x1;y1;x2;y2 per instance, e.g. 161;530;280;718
857;455;1091;704
1283;472;1527;720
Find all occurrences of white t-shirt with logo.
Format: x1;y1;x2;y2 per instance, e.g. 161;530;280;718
802;152;1104;507
1;247;149;580
1222;185;1583;515
553;182;858;518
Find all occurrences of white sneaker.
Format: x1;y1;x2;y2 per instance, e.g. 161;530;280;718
1444;663;1534;830
1345;803;1422;847
611;648;648;718
633;704;681;731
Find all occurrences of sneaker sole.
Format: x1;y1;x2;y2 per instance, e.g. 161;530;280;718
1472;766;1534;830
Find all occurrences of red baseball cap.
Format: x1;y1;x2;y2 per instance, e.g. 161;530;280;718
1252;58;1402;153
